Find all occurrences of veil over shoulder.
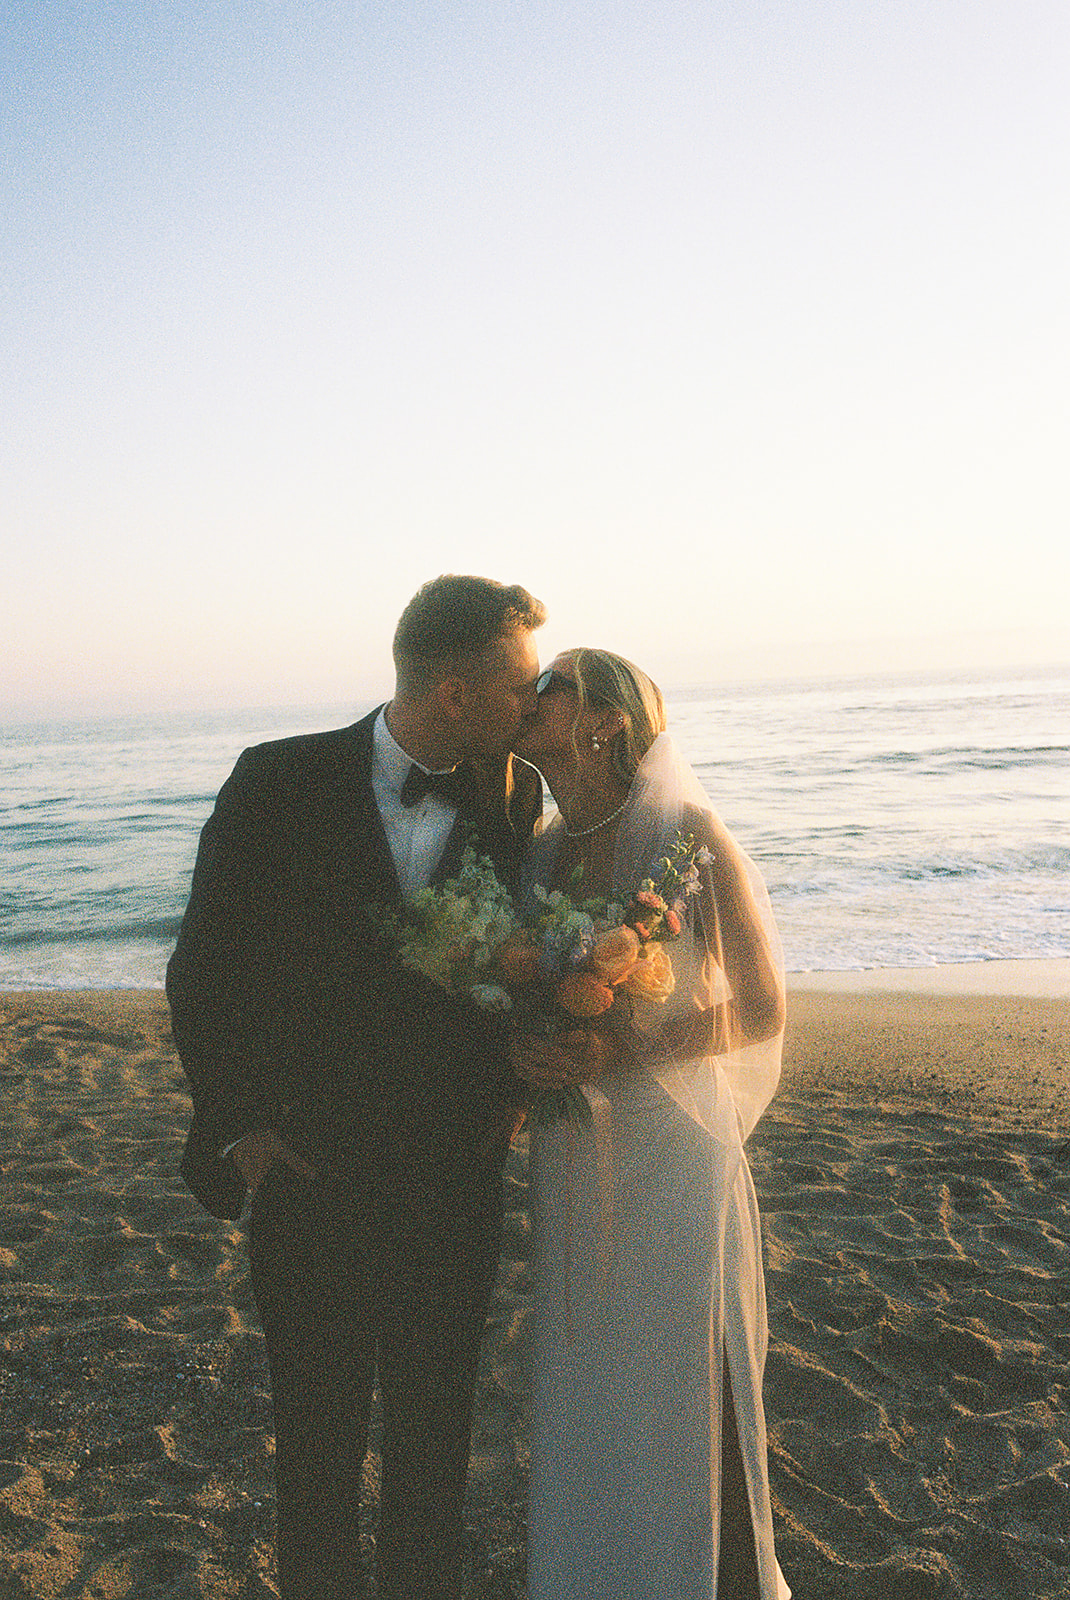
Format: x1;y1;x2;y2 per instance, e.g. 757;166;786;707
616;731;785;1146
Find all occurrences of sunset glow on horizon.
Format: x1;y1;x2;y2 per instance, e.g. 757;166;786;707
4;1;1068;716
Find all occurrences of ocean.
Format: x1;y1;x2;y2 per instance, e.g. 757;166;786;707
2;666;1068;990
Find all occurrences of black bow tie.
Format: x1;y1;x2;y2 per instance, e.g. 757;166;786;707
399;763;468;809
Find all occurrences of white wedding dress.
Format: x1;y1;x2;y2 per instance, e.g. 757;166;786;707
525;736;791;1600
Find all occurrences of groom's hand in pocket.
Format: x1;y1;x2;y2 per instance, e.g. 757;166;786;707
229;1129;317;1196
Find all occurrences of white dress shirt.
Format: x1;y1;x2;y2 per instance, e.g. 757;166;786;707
371;707;461;901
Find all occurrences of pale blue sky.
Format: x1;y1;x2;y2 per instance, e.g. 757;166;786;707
4;0;1068;714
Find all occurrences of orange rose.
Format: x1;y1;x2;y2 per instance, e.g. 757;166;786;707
556;970;616;1018
621;942;675;1003
588;925;641;986
494;932;540;986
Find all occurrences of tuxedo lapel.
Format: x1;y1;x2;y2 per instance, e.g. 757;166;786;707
429;810;470;888
313;709;402;910
427;761;504;889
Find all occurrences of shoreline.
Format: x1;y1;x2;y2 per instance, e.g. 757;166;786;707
5;953;1069;1005
788;955;1070;998
3;967;1068;1129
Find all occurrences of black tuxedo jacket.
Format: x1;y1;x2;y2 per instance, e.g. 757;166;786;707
166;708;541;1219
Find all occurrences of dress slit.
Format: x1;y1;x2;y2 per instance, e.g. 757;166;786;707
716;1353;761;1599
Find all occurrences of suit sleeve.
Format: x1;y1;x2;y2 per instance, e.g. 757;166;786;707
166;746;288;1159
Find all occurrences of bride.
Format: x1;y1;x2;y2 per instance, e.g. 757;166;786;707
511;649;791;1600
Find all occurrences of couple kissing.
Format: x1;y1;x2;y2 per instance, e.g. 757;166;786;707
167;572;790;1600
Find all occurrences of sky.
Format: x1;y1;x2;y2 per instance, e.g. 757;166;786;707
4;0;1069;716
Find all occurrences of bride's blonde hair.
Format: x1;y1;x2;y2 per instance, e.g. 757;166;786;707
570;649;667;785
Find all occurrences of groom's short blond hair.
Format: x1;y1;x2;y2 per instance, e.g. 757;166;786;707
393;574;546;694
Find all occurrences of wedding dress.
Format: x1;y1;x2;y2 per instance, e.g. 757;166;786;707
525;735;791;1599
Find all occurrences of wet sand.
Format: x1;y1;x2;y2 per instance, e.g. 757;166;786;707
1;975;1068;1598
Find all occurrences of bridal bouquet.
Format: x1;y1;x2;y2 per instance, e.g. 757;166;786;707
381;833;709;1124
495;831;710;1124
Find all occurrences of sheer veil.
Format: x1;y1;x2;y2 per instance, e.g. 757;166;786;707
612;732;784;1145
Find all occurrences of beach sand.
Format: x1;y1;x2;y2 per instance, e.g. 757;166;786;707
1;974;1068;1598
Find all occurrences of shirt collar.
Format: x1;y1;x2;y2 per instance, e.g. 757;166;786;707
373;707;458;793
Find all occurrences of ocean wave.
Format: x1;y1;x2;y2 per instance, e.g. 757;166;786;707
2;918;184;948
769;845;1070;885
3;672;1066;989
869;745;1068;770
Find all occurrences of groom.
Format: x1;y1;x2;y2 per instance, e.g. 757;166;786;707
166;575;545;1600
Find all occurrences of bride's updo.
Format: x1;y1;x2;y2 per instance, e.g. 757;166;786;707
570;649;667;785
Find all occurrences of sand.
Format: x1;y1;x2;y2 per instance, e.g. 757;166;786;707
1;973;1068;1599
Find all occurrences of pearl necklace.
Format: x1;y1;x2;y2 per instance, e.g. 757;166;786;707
563;799;628;838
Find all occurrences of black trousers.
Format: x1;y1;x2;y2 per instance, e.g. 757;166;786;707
249;1159;503;1600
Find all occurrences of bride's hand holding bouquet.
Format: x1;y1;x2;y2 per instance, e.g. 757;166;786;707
376;831;706;1125
505;834;706;1123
